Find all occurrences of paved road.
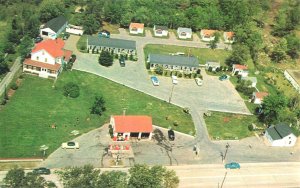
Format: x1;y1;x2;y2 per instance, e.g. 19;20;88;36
0;57;21;96
1;162;299;188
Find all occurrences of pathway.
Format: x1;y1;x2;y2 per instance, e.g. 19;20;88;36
0;57;21;96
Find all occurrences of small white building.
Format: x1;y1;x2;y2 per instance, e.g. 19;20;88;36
40;16;68;39
153;25;168;37
177;27;192;39
284;69;300;93
224;31;235;43
23;38;72;79
265;123;297;147
241;76;257;87
252;92;268;104
232;64;249;77
129;23;144;34
205;61;220;71
110;115;153;140
66;24;84;35
200;29;216;42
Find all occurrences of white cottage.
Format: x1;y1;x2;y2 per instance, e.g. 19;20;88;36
232;64;249;77
129;23;144;34
153;25;168;37
265;123;297;147
40;16;68;39
177;27;192;39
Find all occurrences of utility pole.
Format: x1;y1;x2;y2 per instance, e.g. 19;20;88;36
223;143;230;162
220;171;227;188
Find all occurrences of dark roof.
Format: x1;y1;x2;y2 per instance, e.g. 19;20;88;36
44;16;67;33
267;123;294;140
87;36;136;50
155;25;168;30
148;54;199;68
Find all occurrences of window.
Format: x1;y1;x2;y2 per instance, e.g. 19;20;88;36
42;51;44;55
45;58;47;63
36;56;39;61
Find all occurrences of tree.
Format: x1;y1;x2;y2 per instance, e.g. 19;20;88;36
57;165;100;188
19;36;34;60
4;168;25;188
285;34;300;59
209;32;220;49
154;65;163;75
3;42;16;54
128;164;179;188
260;94;287;123
226;44;251;66
83;14;100;35
90;96;106;115
99;50;113;67
97;171;127;188
235;80;256;97
24;15;40;38
39;0;65;22
63;82;80;98
270;38;288;63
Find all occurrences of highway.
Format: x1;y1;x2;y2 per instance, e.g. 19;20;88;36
1;162;299;188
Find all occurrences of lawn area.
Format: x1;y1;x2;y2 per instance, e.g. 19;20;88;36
204;111;259;140
102;22;120;34
0;21;8;51
76;35;87;52
0;71;194;158
144;44;231;65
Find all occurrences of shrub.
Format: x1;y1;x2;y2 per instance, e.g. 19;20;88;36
146;62;150;69
115;53;119;59
99;50;113;67
0;99;6;105
196;69;201;74
173;121;179;126
80;45;86;51
248;124;254;131
208;67;213;72
63;82;80;98
19;74;24;79
178;72;182;78
155;65;163;75
10;83;18;90
215;67;220;72
90;96;106;115
109;124;114;138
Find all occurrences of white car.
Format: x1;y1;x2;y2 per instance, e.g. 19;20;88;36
61;141;79;149
151;76;159;86
195;78;203;86
172;76;178;84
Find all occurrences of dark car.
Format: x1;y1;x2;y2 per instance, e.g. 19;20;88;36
168;129;175;141
33;167;51;175
119;57;125;67
34;36;43;43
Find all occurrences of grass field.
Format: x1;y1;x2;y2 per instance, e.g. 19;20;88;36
144;44;231;65
76;35;87;52
102;22;120;34
204;111;257;140
0;71;194;158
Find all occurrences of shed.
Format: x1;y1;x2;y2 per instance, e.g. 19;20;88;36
265;123;297;147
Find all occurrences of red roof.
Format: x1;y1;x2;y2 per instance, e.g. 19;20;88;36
32;39;65;58
113;116;153;133
24;59;61;71
224;31;235;39
129;23;144;29
233;64;248;70
255;92;269;99
201;29;217;37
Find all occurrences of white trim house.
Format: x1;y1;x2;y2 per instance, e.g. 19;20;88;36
265;123;297;147
177;27;192;39
129;23;144;34
153;25;168;37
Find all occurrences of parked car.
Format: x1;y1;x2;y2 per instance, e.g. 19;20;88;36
61;141;79;149
151;76;159;86
172;75;178;84
195;78;203;86
225;162;240;169
119;57;125;67
219;74;230;81
34;36;43;43
98;30;110;38
168;129;175;141
63;33;70;40
32;167;51;175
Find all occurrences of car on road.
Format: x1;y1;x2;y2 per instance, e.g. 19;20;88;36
32;167;51;175
151;76;159;86
119;56;125;67
219;74;230;81
195;78;203;86
61;141;79;149
34;36;43;43
225;162;240;169
172;75;178;84
168;129;175;141
98;30;110;38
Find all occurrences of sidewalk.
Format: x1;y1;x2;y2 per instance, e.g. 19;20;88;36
0;57;21;96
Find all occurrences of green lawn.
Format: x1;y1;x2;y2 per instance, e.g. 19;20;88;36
144;44;231;65
0;71;194;158
204;111;258;140
0;21;7;51
76;35;87;52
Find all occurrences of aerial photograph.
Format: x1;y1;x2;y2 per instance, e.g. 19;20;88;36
0;0;299;187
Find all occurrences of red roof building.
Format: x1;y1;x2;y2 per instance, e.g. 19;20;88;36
110;115;153;140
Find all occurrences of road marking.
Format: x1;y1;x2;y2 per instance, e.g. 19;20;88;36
180;173;300;179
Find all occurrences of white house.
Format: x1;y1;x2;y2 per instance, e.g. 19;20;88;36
224;31;235;43
200;29;216;42
284;69;300;93
241;76;257;87
40;16;68;39
265;123;297;147
66;24;84;35
23;38;72;79
153;25;168;37
232;64;249;77
177;27;192;39
205;61;220;71
110;115;153;140
129;23;144;34
252;92;268;104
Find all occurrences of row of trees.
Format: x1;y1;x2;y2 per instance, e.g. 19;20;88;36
4;164;179;188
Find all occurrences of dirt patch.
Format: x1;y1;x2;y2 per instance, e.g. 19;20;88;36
0;161;41;170
223;117;230;123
